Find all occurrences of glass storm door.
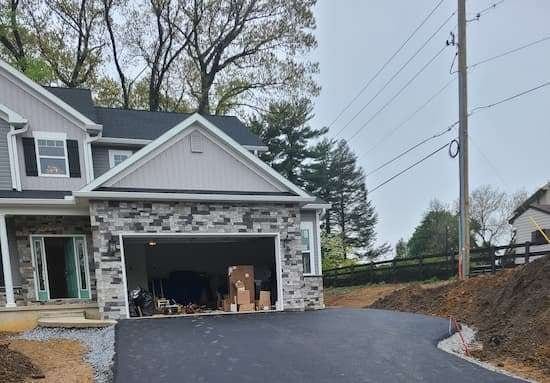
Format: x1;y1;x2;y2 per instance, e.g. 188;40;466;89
64;238;79;298
31;237;49;301
74;237;90;299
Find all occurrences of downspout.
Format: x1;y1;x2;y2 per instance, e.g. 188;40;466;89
7;123;28;191
84;132;102;183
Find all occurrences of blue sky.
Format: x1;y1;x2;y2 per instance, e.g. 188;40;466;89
311;0;550;251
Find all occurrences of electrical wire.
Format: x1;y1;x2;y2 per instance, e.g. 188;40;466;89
327;0;447;130
470;80;550;115
366;120;458;177
369;142;450;193
333;10;457;137
362;76;457;157
348;45;449;141
469;35;550;70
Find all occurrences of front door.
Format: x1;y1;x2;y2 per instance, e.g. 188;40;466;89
31;235;90;301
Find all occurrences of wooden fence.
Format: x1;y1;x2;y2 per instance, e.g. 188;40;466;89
322;241;550;288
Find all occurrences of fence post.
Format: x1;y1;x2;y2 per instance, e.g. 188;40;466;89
392;257;397;283
449;250;455;277
419;253;424;280
491;247;496;274
525;241;530;264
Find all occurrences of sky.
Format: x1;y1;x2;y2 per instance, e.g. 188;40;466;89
311;0;550;253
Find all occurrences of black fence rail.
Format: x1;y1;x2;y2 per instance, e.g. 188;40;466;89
323;241;550;288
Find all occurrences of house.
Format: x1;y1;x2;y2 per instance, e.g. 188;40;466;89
509;181;550;261
0;59;328;326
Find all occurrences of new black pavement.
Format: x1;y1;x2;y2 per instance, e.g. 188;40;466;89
114;308;525;382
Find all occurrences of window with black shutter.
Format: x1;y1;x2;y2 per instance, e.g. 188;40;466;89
66;139;81;178
22;137;38;176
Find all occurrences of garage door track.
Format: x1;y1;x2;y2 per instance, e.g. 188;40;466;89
114;308;524;382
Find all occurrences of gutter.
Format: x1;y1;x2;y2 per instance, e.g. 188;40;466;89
84;132;102;183
7;123;28;191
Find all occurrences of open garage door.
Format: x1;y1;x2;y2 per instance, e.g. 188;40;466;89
120;233;283;318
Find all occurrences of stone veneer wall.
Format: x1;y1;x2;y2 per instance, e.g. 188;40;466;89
303;276;324;310
12;216;95;304
89;200;326;320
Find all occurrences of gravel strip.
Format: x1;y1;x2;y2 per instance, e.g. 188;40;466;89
437;323;532;382
16;326;115;383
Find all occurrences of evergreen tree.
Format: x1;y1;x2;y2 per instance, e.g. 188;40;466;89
249;98;327;187
395;238;408;259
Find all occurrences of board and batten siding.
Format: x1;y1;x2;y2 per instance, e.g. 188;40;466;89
0;120;12;189
106;128;287;193
91;145;139;178
512;208;550;256
0;71;87;191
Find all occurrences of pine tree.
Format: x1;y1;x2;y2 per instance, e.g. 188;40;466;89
249;98;327;188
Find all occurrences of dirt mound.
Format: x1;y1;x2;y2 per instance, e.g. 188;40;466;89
0;342;43;383
371;255;550;375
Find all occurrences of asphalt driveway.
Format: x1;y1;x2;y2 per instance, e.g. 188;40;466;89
114;309;524;383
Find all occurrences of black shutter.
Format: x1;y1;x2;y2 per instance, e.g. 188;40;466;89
22;137;38;176
66;139;81;178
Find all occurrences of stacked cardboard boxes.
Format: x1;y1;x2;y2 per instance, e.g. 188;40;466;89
221;265;272;312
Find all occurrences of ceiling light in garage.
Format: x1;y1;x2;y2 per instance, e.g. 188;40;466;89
148;240;157;247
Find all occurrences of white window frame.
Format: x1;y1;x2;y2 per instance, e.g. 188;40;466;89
300;221;315;276
33;131;69;178
108;149;133;169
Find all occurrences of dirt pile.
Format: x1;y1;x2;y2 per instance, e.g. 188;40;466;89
0;342;43;383
371;255;550;375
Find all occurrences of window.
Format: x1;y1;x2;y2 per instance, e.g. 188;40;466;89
34;132;68;177
531;229;550;244
301;222;315;275
109;149;132;168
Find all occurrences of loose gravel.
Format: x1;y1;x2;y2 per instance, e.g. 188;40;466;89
17;326;115;383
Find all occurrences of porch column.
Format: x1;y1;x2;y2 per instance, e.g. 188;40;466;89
0;214;16;307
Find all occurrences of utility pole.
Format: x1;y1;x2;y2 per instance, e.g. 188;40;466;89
457;0;470;279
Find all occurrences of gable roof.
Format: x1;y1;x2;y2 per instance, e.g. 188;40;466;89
45;86;264;147
509;182;550;223
76;113;313;202
0;59;101;131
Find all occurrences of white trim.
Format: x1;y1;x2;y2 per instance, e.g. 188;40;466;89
94;137;151;146
0;59;102;132
0;104;27;125
300;221;315;276
0;205;89;216
79;113;311;198
74;190;314;204
33;131;70;178
0;214;16;307
108;149;133;169
73;236;91;299
29;236;49;301
7;124;27;191
315;210;323;276
118;232;284;318
84;132;102;183
243;145;268;152
302;203;331;210
0;197;77;205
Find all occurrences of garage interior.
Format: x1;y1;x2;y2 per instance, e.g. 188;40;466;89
123;236;278;317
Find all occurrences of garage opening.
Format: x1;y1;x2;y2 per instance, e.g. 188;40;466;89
121;234;281;318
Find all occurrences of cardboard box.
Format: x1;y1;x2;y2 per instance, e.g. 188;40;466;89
258;291;271;309
236;289;251;304
228;265;255;304
222;298;231;312
239;303;255;312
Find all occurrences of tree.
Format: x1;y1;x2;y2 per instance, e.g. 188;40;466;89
181;0;319;114
321;232;355;270
395;238;408;259
249;98;326;187
469;185;529;247
25;0;105;87
0;0;53;81
329;140;384;259
407;200;459;257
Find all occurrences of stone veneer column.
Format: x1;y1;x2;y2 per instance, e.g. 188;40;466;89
90;200;311;320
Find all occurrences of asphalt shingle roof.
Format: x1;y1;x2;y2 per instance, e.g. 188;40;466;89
44;87;264;147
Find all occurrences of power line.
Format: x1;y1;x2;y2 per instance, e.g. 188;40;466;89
369;142;450;193
348;45;449;141
366;120;458;177
362;76;457;157
473;0;506;18
333;10;457;137
469;35;550;70
470;80;550;115
326;0;447;129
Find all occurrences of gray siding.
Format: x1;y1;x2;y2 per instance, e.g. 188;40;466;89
0;121;12;189
92;145;139;178
106;128;287;193
0;71;88;190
